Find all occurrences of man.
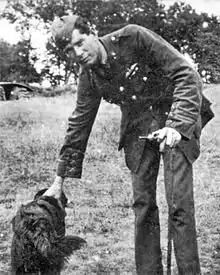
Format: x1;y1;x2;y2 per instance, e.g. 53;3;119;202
45;14;213;274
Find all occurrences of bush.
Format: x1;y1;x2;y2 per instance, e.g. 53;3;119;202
43;84;77;97
30;84;77;98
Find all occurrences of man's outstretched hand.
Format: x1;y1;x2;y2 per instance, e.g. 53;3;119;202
43;176;64;199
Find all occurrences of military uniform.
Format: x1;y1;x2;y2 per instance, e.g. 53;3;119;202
56;24;213;274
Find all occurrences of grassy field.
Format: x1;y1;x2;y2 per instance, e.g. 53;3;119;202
0;85;220;274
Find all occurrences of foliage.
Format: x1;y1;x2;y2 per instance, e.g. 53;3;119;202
40;39;79;86
42;84;77;97
0;39;15;81
125;0;167;34
11;39;41;83
0;38;40;83
163;3;220;83
190;14;220;83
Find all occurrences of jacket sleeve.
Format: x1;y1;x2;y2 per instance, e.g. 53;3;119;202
133;25;203;139
57;69;101;178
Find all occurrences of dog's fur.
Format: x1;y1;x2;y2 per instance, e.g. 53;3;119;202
11;189;86;275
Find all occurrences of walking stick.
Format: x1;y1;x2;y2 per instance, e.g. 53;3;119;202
167;212;172;275
166;147;175;275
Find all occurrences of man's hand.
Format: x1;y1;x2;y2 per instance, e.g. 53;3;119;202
147;127;182;152
43;176;64;199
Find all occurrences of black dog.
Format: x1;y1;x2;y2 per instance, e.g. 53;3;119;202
11;189;86;275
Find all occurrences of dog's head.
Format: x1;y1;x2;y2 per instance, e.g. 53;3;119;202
34;188;68;209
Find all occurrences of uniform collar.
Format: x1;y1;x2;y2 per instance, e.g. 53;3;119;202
99;29;129;66
98;39;108;65
99;36;117;65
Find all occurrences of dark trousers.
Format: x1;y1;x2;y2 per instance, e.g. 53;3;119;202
131;142;201;275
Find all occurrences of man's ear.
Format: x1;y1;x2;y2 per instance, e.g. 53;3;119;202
64;44;77;60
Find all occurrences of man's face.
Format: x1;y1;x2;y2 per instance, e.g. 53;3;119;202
66;29;100;67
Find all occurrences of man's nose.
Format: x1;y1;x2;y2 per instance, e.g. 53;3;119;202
74;47;83;58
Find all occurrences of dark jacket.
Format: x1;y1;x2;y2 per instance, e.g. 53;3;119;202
56;24;212;178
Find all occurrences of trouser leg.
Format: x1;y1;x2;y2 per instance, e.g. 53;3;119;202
163;146;201;275
131;142;163;275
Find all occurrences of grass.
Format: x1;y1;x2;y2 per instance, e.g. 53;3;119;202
0;85;220;274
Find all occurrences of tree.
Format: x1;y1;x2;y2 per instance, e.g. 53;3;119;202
0;38;40;83
40;39;79;86
192;30;220;83
163;2;220;83
11;39;41;83
162;2;203;50
124;0;166;34
0;39;15;81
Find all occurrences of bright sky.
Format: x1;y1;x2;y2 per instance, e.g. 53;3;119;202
0;0;19;44
0;0;47;47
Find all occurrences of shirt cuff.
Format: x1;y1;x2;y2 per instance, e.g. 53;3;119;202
56;151;84;178
165;119;195;140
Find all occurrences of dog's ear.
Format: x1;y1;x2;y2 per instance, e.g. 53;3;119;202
11;206;27;234
34;189;48;200
34;189;68;209
11;216;16;232
60;192;68;208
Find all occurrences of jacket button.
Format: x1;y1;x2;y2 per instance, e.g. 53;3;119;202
119;86;124;92
111;51;117;59
131;95;137;101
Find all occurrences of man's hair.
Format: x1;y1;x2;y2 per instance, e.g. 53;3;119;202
74;16;91;35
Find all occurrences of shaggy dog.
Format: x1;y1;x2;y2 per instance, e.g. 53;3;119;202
11;189;86;275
